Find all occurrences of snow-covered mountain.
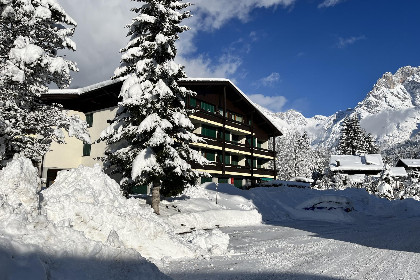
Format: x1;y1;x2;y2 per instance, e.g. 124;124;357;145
262;66;420;150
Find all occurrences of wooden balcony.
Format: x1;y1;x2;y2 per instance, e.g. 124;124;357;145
190;109;252;134
192;136;275;159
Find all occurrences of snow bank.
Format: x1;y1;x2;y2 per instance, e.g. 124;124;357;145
0;156;169;279
248;186;420;222
181;182;420;224
41;164;193;260
160;183;262;232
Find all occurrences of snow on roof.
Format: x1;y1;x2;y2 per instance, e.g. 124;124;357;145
398;159;420;168
329;154;384;172
389;167;408;177
47;77;125;95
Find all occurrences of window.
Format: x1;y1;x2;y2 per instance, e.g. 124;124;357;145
257;140;263;149
227;111;244;123
83;143;91;156
200;101;215;113
85;113;93;127
246;135;256;147
246;157;256;168
231;155;239;166
202;124;217;138
231;134;240;144
257;159;263;169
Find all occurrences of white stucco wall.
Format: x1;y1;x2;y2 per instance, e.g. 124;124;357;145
42;107;117;180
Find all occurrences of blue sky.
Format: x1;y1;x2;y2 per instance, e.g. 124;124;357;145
61;0;420;117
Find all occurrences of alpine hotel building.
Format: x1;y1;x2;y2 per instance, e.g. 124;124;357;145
42;78;282;191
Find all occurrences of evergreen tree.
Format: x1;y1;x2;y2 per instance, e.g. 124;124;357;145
275;131;313;180
0;0;89;166
338;115;378;155
100;0;206;213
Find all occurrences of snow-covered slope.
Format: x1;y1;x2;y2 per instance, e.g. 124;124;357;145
264;66;420;150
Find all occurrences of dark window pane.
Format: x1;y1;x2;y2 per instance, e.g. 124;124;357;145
83;144;91;156
85;113;93;127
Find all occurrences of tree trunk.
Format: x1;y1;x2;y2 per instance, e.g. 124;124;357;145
152;180;161;215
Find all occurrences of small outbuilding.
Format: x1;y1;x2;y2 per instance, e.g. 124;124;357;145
396;159;420;173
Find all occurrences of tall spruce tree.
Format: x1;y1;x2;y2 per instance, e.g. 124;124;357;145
338;115;378;155
0;0;89;166
100;0;206;214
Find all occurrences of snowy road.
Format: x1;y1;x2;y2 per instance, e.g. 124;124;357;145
163;216;420;280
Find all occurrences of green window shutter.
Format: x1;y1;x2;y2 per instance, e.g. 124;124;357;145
225;153;230;165
201;177;212;184
234;178;243;188
205;150;215;161
246;136;255;147
83;144;91;156
190;97;197;107
85;113;93;127
200;101;215;113
218;178;228;184
257;140;262;148
202;125;217;138
225;131;230;141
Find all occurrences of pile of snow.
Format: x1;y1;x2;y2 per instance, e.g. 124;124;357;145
41;164;194;260
161;183;262;232
0;156;169;279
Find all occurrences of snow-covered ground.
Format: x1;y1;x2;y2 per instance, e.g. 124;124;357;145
1;156;420;279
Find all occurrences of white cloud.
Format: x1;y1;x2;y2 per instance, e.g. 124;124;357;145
318;0;347;8
58;0;296;87
176;54;242;79
248;94;287;112
336;35;366;48
257;72;281;87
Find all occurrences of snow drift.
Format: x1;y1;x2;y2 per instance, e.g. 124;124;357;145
0;156;169;280
41;164;194;260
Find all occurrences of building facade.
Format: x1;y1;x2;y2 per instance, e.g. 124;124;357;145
41;78;282;190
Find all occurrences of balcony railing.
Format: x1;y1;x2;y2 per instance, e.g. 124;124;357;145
191;109;252;133
191;162;275;178
193;135;275;159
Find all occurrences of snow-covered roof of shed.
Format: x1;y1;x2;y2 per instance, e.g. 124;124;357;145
329;154;384;172
398;159;420;168
389;167;408;177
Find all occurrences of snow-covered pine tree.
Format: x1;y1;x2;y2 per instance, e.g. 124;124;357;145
100;0;207;214
338;115;378;155
0;0;89;166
